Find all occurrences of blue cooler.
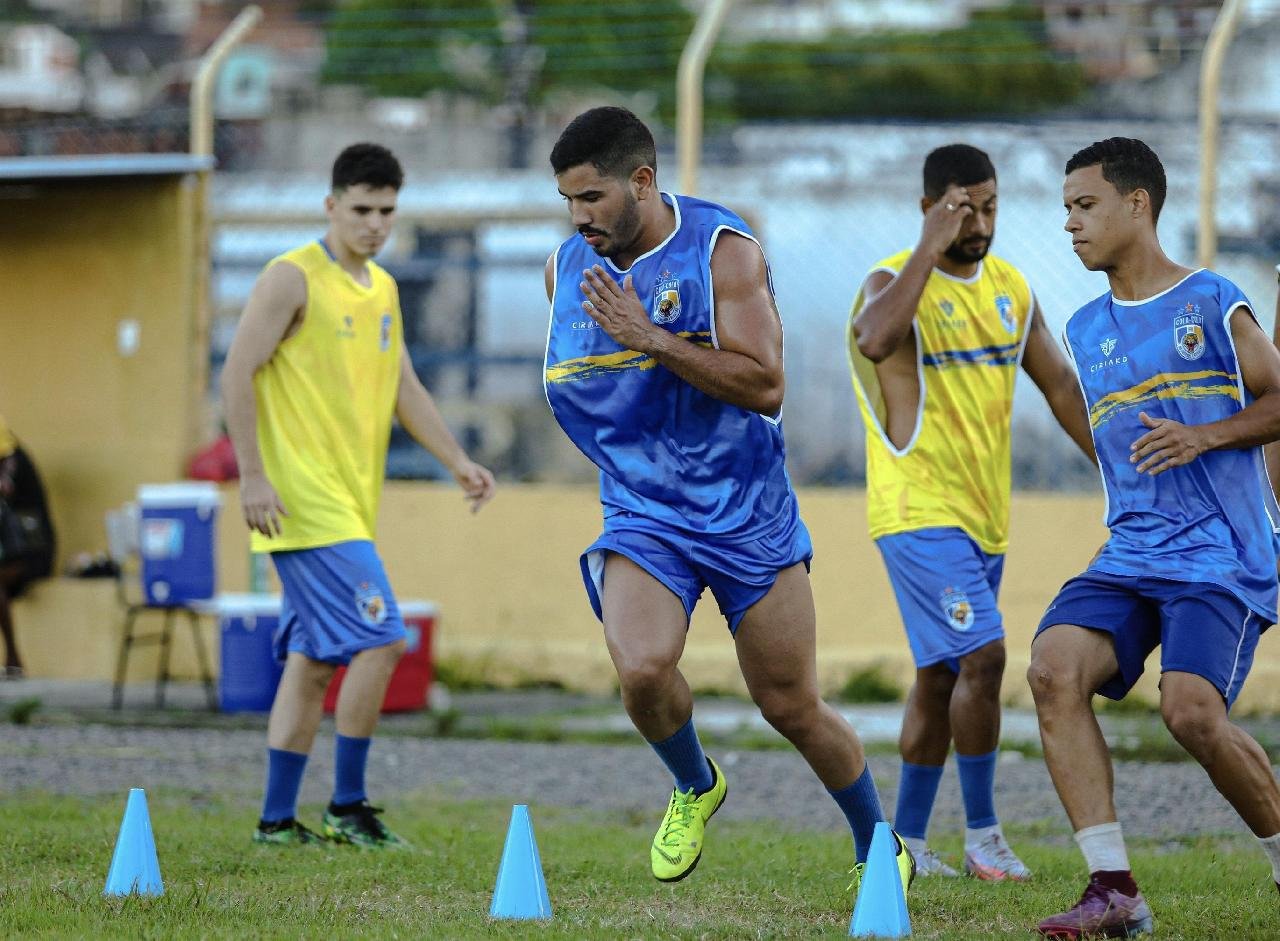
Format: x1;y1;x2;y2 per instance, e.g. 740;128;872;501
217;593;284;713
137;482;221;605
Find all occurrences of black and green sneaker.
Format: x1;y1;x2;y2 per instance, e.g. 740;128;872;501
322;800;411;850
253;818;326;846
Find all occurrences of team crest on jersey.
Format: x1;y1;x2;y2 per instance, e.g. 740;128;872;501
939;299;955;318
652;271;682;325
338;315;356;340
1100;337;1117;356
995;294;1016;333
379;312;392;352
940;586;975;632
355;582;387;626
1174;303;1205;361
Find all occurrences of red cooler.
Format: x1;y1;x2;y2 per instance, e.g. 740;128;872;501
323;599;437;713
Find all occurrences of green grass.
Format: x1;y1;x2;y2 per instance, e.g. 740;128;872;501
1;792;1275;939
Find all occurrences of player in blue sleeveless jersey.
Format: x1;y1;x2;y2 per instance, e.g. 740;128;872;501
544;107;914;894
1029;138;1280;938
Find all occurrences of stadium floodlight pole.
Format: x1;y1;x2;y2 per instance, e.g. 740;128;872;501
184;4;262;460
677;0;735;197
1197;0;1244;270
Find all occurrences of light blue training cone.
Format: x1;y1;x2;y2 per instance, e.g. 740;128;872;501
849;821;910;938
103;788;164;897
489;804;552;920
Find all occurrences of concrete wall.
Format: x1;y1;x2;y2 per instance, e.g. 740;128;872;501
0;175;197;567
15;483;1280;712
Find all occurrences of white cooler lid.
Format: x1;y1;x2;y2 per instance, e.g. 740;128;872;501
213;593;282;617
138;481;223;509
399;600;438;617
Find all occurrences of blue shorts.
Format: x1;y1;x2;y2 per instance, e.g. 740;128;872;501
876;527;1006;671
580;514;813;634
1036;570;1271;708
270;540;406;665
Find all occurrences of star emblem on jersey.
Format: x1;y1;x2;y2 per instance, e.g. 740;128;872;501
1100;337;1117;356
652;270;683;325
995;294;1015;333
940;586;975;632
355;582;387;626
1173;303;1205;361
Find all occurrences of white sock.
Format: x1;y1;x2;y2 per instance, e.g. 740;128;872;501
965;822;1002;851
1075;821;1130;872
1258;832;1280;883
902;836;929;857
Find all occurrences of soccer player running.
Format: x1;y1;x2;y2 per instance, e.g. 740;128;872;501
1030;137;1280;938
847;145;1094;880
543;106;914;891
222;143;495;847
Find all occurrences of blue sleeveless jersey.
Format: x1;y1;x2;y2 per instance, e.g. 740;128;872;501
1064;269;1279;620
544;193;801;539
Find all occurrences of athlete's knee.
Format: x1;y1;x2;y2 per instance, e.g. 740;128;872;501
959;641;1006;691
1161;695;1224;757
1026;653;1087;708
753;684;823;740
613;651;679;698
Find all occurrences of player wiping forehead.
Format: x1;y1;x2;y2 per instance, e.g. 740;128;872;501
846;143;1093;882
1031;136;1280;938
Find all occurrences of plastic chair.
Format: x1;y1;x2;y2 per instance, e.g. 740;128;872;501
106;503;217;711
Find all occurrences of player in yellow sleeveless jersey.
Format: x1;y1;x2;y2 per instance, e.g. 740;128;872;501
222;144;495;848
847;145;1094;879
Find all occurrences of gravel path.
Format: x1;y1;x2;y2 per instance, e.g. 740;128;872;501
0;724;1263;841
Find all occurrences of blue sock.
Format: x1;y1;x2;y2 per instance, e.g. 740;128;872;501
894;761;945;840
829;764;885;864
261;748;308;824
957;749;999;829
333;734;372;806
649;717;714;793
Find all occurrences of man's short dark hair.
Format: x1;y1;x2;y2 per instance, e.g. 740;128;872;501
1065;137;1166;223
550;107;657;180
922;144;996;200
332;143;403;193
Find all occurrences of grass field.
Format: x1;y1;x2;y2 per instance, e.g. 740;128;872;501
1;791;1275;939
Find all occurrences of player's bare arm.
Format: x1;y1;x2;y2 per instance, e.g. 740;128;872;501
220;261;306;537
578;232;785;415
852;184;972;362
1266;268;1280;497
1131;307;1280;475
394;347;495;513
1020;300;1096;463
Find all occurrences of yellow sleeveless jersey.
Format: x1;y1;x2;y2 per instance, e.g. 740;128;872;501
251;241;403;553
847;249;1033;554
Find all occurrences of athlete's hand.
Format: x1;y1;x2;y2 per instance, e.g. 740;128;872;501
451;459;495;514
239;472;287;537
920;184;973;259
1130;411;1207;475
580;266;662;354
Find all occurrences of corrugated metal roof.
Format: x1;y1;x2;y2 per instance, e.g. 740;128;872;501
0;153;214;180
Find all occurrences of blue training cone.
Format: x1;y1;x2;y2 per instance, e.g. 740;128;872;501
489;804;552;920
849;821;910;938
103;788;164;897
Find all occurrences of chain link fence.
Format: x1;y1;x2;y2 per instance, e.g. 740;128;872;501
5;2;1279;489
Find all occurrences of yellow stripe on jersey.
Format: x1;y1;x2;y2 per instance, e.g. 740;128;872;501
1088;370;1241;428
251;241;403;553
847;250;1033;555
546;331;712;383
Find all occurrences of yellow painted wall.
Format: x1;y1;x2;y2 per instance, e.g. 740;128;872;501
0;176;197;567
15;484;1280;712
